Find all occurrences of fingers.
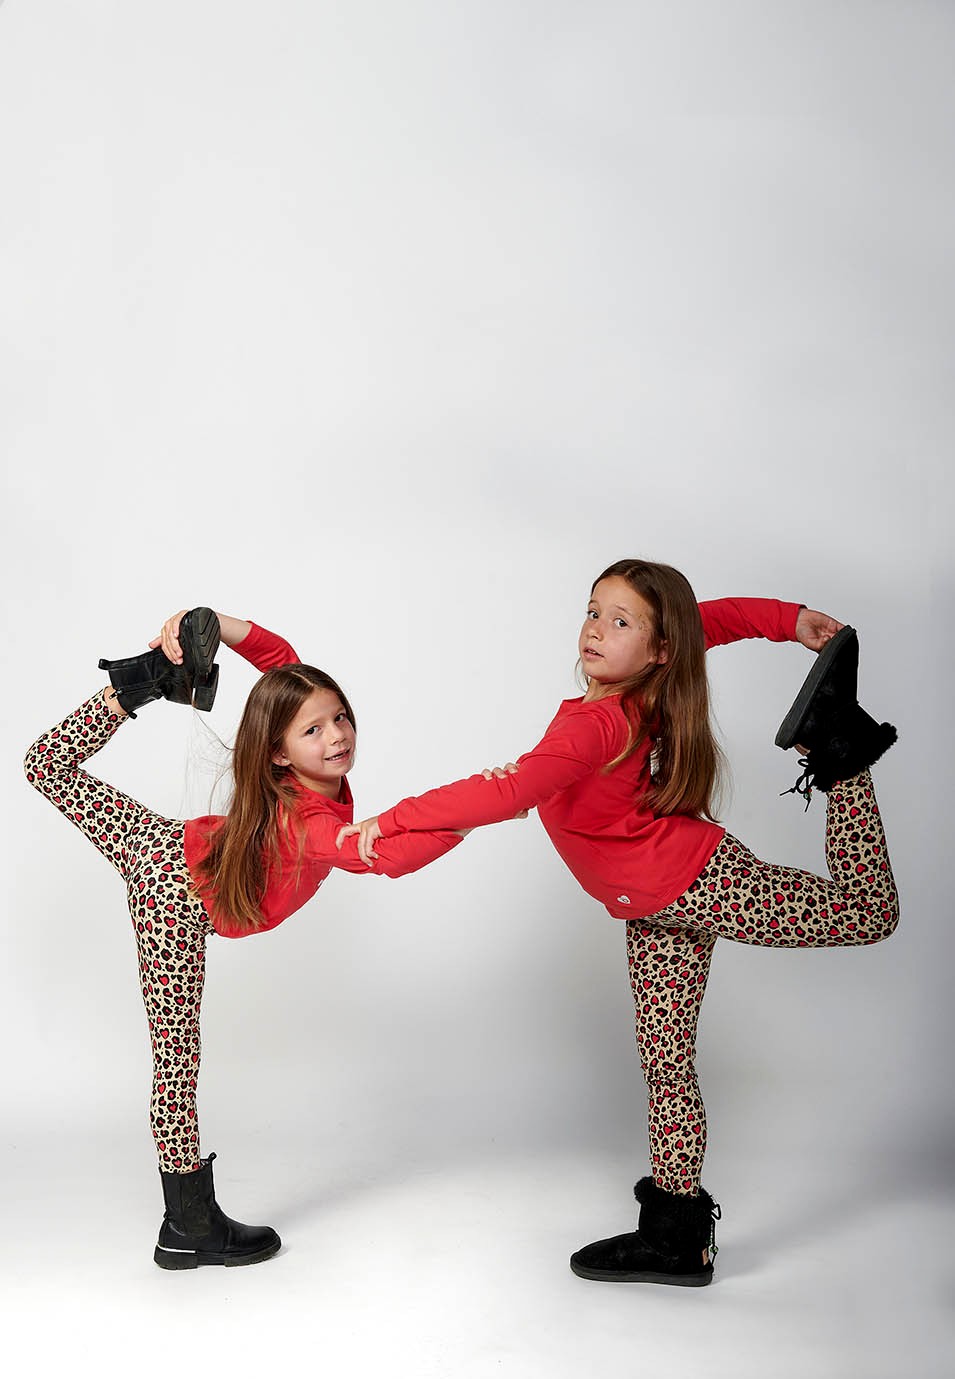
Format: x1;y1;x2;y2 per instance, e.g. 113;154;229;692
159;610;188;665
814;617;846;651
482;762;520;779
799;608;848;653
337;822;378;865
358;828;379;866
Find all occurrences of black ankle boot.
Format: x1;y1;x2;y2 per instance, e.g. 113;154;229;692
570;1177;720;1287
98;606;221;717
154;1153;281;1270
178;606;221;711
775;625;897;799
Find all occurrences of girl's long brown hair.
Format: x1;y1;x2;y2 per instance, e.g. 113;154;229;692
193;664;356;935
590;559;724;821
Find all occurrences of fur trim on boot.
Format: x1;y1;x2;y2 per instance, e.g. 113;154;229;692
776;626;897;802
570;1177;720;1287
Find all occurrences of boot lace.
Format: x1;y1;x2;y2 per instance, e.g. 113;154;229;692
780;757;814;810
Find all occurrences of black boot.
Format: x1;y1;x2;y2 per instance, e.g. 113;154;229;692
570;1177;720;1287
775;626;897;799
98;606;221;717
178;606;220;711
154;1153;281;1270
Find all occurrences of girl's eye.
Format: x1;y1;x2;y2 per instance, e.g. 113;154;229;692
587;610;598;620
335;712;346;722
614;619;628;629
305;726;319;736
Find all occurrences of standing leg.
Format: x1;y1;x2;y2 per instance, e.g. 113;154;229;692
569;923;719;1286
627;922;716;1195
126;817;280;1267
125;815;212;1173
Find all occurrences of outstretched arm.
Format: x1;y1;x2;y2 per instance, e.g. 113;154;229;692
699;598;842;652
326;823;466;879
342;765;522;864
337;705;625;863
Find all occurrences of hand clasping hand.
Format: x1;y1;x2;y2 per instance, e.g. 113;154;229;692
336;817;382;866
482;762;528;819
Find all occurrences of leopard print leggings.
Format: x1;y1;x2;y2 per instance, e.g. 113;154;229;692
629;769;899;1194
24;692;213;1173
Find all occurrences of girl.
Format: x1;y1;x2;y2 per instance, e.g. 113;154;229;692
23;609;467;1270
337;560;899;1287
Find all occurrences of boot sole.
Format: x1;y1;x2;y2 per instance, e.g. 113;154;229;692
154;1236;281;1270
570;1258;713;1286
774;625;856;751
178;607;221;712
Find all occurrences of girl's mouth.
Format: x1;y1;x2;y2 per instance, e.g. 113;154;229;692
326;748;352;764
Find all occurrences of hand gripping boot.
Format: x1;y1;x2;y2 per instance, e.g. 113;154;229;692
98;606;221;717
776;625;897;801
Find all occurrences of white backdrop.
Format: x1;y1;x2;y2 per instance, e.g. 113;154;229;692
2;3;951;1376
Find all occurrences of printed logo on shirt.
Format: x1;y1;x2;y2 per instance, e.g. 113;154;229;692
617;895;630;905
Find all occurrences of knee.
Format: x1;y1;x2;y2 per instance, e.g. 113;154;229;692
876;878;901;941
641;1058;701;1100
23;738;48;793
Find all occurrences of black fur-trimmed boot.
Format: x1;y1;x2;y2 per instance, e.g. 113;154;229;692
570;1177;720;1287
776;625;897;801
154;1153;281;1270
99;607;221;717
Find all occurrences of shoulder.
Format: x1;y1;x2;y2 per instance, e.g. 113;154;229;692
285;783;352;832
550;695;628;750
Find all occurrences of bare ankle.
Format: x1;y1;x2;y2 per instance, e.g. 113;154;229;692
103;686;128;718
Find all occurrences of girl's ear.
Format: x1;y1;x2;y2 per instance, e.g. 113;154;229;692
272;751;289;766
656;641;669;665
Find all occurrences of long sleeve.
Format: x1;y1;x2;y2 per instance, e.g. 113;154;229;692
377;704;625;837
304;814;464;879
699;598;801;650
232;622;301;672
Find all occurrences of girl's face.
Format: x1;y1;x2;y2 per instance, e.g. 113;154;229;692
579;575;668;696
272;688;356;798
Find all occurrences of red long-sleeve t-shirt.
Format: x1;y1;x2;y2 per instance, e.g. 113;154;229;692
375;598;802;920
183;624;463;938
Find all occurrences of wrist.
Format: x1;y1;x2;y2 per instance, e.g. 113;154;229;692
217;614;253;648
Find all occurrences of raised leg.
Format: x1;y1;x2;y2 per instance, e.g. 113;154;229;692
660;770;899;948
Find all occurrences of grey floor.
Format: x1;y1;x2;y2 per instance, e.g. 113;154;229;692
5;1119;952;1379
